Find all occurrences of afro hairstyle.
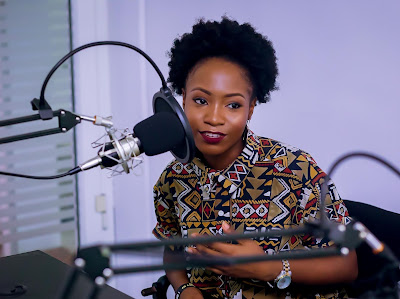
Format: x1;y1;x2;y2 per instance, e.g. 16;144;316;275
167;17;279;104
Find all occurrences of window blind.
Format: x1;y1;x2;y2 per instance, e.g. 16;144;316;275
0;0;77;255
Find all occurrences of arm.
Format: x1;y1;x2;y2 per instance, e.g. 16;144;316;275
189;222;358;285
288;252;357;284
244;251;357;284
153;169;203;298
164;247;204;299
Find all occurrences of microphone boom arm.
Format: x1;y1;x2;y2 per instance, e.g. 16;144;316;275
0;109;114;145
0;109;80;144
59;218;399;299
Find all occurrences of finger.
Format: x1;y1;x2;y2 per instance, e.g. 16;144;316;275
222;222;245;245
195;243;224;256
186;247;200;255
195;243;209;251
222;221;235;234
222;221;242;244
206;267;224;275
206;241;238;254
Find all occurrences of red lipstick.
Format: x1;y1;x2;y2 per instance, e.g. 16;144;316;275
200;131;226;144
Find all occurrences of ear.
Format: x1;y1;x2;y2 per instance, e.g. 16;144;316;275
182;89;186;109
248;98;256;120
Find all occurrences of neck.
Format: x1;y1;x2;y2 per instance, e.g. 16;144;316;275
203;157;232;171
201;141;245;171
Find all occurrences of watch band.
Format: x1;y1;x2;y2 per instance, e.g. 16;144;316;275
175;282;196;299
274;259;292;289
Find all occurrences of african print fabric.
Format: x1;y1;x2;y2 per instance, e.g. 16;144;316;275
152;129;351;299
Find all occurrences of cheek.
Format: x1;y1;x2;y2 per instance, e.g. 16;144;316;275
227;114;248;130
184;108;200;129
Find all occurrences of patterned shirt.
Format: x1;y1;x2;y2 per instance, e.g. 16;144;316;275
152;130;351;299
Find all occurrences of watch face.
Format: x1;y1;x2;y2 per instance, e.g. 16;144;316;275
277;276;291;289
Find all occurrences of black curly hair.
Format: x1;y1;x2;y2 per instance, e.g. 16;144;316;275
167;17;278;104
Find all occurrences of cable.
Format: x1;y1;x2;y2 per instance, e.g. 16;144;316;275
0;167;80;180
327;151;400;179
39;41;167;108
326;151;400;298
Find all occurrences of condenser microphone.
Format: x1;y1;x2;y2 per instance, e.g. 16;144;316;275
76;111;186;173
63;87;195;177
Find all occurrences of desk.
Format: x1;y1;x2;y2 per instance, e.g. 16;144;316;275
0;250;134;299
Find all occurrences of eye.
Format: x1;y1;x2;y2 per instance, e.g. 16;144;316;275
193;97;207;105
227;102;242;109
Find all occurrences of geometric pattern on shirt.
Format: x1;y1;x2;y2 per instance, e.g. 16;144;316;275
152;130;352;298
280;234;303;251
231;202;269;219
269;178;291;223
171;162;194;175
237;139;259;168
202;198;217;222
180;194;201;222
174;179;191;202
190;267;224;288
226;162;248;185
241;223;282;252
326;202;351;225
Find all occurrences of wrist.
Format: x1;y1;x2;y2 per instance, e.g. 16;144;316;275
175;282;197;299
255;260;283;282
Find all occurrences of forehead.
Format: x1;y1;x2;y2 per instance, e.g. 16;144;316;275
186;57;253;97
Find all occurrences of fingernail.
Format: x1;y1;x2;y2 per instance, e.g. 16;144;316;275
222;221;230;230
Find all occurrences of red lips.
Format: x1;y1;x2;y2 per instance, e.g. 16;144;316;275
200;131;226;144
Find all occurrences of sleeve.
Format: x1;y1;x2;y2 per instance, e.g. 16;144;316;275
294;151;351;248
152;167;181;241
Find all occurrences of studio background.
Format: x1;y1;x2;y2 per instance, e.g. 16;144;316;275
2;1;399;298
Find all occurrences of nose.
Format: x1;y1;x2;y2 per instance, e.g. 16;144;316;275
204;103;224;126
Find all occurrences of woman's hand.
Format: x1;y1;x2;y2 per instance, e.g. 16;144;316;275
188;222;277;280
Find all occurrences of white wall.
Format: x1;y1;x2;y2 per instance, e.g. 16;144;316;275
72;1;116;247
72;1;400;297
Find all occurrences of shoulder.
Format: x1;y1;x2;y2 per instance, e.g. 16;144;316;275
257;136;313;162
256;136;324;183
155;159;196;185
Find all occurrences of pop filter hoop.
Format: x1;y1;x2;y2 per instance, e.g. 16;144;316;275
152;87;195;163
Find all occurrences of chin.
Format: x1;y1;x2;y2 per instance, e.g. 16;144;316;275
196;144;225;157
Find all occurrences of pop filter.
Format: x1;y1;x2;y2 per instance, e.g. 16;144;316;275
153;87;195;163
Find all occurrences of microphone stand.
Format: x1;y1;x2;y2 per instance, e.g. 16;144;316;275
3;40;398;298
58;218;376;299
59;170;400;299
326;152;400;298
0;40;195;179
0;106;81;145
0;41;168;146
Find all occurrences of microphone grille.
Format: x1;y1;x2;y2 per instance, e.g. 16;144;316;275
133;112;185;156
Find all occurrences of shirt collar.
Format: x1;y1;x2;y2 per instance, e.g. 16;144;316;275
192;129;261;195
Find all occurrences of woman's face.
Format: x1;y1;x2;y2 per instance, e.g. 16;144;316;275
183;57;256;170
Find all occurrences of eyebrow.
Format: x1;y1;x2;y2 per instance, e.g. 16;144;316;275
190;87;246;99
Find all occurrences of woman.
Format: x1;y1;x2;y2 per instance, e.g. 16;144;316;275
152;17;357;299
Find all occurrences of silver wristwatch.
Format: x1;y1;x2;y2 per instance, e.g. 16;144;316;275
274;259;292;289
